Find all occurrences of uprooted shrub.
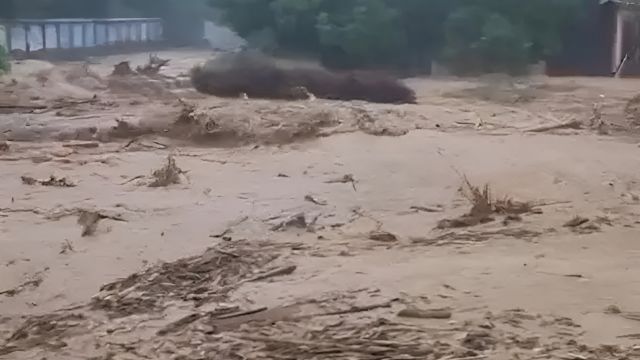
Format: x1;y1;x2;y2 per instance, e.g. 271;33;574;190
437;177;535;229
190;51;416;104
149;155;184;187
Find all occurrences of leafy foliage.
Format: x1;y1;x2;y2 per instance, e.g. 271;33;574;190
442;7;531;75
316;0;406;68
211;0;584;73
3;0;587;74
0;45;10;74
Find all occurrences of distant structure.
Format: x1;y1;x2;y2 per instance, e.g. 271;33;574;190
603;0;640;76
0;18;163;59
547;0;640;77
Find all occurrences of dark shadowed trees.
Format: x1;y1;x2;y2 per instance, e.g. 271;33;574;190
211;0;585;74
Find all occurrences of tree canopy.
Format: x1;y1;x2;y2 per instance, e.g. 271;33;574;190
1;0;587;75
210;0;586;74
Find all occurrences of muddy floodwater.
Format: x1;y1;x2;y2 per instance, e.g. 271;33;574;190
1;50;640;359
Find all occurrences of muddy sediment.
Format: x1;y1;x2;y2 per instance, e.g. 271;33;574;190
2;50;640;360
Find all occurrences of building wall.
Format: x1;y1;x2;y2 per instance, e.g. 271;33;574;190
547;0;616;76
613;5;640;76
1;18;163;58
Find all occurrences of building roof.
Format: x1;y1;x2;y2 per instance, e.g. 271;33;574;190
601;0;640;6
0;18;162;24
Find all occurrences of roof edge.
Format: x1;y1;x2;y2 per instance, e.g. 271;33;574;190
601;0;640;6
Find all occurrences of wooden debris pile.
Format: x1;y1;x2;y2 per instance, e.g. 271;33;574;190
136;54;170;75
0;313;86;357
112;55;170;77
21;175;76;187
90;241;279;317
227;319;439;359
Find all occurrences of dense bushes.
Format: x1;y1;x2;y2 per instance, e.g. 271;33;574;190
441;7;531;75
211;0;584;75
3;0;585;75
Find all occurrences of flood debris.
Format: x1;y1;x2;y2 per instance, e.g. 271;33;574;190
119;175;145;185
625;93;640;125
78;211;103;237
59;239;75;254
136;54;170;75
157;305;268;336
563;216;592;233
0;268;48;297
410;205;444;213
525;119;582;133
90;241;278;317
0;103;48;114
289;85;316;100
0;141;9;152
415;228;544;246
247;265;297;282
209;216;249;239
62;141;100;149
301;299;398;319
502;214;523;225
270;212;308;231
563;216;589;228
438;178;535;229
111;119;152;139
111;61;135;76
304;194;327;206
462;329;497;351
325;174;357;191
230;318;437;359
397;307;453;319
437;182;494;229
148;155;186;187
368;230;399;243
77;210;126;237
588;98;609;135
21;175;76;187
48;95;99;112
0;313;86;356
604;305;640;322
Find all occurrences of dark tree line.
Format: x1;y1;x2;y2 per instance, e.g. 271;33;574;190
1;0;586;75
210;0;585;74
